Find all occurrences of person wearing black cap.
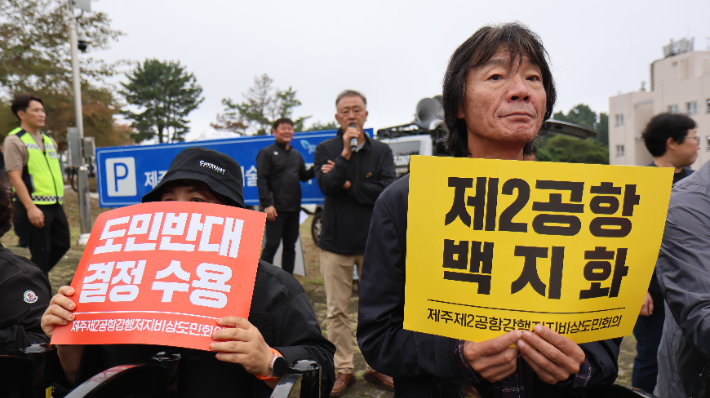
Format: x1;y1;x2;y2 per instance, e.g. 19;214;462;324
42;147;335;397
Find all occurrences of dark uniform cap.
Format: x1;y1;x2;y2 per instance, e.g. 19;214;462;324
141;147;245;208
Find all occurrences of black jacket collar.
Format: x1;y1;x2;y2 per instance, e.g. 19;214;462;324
273;140;291;151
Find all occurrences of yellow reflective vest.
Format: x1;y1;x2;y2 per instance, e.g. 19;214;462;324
8;128;64;205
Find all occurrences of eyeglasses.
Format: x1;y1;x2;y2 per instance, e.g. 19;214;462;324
682;136;700;142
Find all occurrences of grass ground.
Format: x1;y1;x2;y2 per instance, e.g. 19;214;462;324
8;187;637;396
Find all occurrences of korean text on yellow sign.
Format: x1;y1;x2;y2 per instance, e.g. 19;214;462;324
404;156;673;344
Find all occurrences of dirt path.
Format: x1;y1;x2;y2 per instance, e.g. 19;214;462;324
7;191;635;396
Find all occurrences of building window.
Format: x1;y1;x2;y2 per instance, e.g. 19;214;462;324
615;114;624;126
668;104;679;113
616;145;625;157
707;136;710;151
706;99;710;114
687;101;698;115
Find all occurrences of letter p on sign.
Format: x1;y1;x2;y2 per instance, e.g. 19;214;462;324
107;157;137;197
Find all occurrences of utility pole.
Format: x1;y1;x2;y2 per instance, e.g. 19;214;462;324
67;0;92;245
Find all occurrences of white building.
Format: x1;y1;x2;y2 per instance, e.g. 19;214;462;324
609;38;710;167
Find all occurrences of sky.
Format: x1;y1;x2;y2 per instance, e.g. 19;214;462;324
90;0;710;141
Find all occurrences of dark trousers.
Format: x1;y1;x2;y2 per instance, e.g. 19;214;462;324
260;211;300;275
632;291;665;393
12;199;29;246
18;203;71;275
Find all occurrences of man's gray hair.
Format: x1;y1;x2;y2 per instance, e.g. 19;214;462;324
335;90;367;107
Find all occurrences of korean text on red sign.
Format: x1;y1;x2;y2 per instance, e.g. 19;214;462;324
51;201;266;350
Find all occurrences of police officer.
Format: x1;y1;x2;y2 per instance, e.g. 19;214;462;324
0;174;51;355
4;93;70;275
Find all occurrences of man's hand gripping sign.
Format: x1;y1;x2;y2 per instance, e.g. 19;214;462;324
51;201;265;350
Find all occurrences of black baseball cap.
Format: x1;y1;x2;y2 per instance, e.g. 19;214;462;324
142;147;245;208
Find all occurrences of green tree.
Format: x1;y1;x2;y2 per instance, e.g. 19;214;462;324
213;74;309;135
43;88;134;147
0;0;130;145
121;59;204;143
306;120;338;131
0;0;124;95
536;135;609;164
209;113;246;135
552;104;609;146
0;102;15;139
596;112;609;147
553;104;596;130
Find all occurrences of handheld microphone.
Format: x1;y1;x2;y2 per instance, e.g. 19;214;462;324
349;123;358;152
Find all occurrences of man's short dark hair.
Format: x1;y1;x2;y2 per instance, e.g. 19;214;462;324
335;90;367;107
272;118;294;131
442;23;556;157
641;113;697;157
11;93;43;121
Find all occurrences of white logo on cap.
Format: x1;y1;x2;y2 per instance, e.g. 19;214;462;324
23;290;38;304
199;160;225;175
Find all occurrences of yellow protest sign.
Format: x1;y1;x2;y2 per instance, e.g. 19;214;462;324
404;155;673;344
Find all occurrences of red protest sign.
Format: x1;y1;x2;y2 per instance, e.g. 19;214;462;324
51;201;265;351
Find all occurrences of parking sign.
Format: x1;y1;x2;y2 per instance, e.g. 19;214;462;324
106;157;137;197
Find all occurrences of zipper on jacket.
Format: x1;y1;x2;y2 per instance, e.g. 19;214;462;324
690;360;710;397
354;149;360;241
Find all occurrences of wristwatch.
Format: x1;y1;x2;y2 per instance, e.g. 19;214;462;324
256;348;288;381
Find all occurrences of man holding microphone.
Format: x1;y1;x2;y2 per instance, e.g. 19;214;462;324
314;90;396;396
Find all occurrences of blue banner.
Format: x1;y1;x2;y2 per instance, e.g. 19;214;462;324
96;129;372;208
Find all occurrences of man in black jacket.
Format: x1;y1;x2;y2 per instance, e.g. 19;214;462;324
0;175;51;356
314;90;396;396
257;118;315;275
357;23;621;397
